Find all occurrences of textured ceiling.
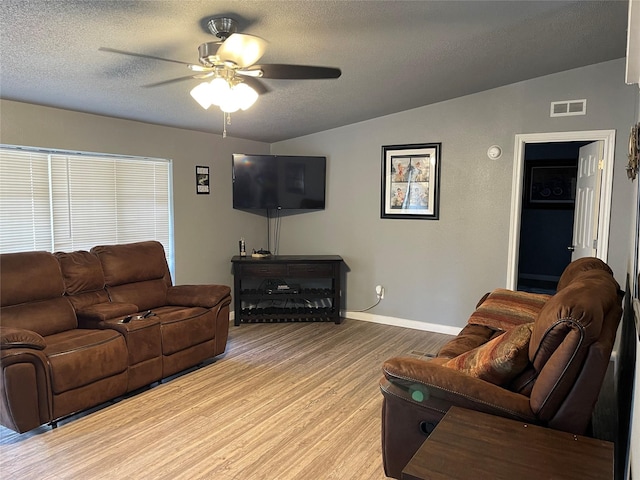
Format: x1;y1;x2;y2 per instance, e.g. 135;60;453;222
0;1;629;143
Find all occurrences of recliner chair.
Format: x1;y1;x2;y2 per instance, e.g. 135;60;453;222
379;258;623;479
0;251;129;433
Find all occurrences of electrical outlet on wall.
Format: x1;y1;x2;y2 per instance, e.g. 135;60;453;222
376;285;385;299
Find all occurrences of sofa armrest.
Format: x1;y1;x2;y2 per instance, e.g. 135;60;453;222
382;356;535;421
166;285;231;308
0;326;46;350
76;302;139;328
0;328;52;433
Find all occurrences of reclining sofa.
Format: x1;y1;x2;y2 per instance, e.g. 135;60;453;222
380;257;623;479
0;241;231;433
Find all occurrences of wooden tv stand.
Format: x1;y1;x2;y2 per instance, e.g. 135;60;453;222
231;255;343;325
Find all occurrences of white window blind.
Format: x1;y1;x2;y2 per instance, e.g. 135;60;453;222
0;146;173;272
0;149;52;252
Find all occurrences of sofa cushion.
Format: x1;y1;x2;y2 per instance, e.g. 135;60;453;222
437;324;499;359
64;288;112;312
92;241;170;287
468;289;550;331
443;322;533;386
1;297;77;337
154;306;215;355
44;329;128;394
107;280;168;311
55;250;105;295
0;251;64;306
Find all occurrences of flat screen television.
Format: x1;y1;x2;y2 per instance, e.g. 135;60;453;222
232;154;326;210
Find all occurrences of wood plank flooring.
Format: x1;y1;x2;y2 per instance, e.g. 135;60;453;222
0;319;452;480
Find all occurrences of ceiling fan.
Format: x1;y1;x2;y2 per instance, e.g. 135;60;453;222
99;16;341;124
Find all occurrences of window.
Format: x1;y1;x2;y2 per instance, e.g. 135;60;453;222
0;145;174;272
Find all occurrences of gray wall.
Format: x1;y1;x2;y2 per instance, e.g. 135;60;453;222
0;100;269;287
272;58;637;330
0;59;636;331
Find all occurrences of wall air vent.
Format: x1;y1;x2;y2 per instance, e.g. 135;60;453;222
550;99;587;117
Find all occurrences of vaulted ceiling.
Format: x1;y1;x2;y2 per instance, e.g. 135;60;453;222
0;1;629;143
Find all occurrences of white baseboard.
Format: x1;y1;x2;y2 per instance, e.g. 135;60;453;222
343;311;462;336
230;310;461;336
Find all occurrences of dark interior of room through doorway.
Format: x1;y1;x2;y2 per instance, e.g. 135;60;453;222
517;141;591;294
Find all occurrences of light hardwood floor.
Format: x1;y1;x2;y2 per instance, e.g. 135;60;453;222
0;319;452;480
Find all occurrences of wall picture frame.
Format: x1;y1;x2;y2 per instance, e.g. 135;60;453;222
196;166;210;194
381;143;441;220
523;159;577;209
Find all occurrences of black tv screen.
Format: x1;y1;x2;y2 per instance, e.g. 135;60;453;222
232;154;326;210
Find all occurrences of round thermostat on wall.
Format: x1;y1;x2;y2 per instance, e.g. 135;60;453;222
487;145;502;160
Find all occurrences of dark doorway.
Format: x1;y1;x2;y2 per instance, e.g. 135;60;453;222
516;141;590;293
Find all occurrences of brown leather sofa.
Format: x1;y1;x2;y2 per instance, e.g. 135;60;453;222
379;257;623;479
0;241;231;433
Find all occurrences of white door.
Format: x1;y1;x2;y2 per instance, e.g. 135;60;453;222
571;141;603;261
508;131;615;290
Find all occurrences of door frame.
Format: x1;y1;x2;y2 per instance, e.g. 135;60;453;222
506;129;616;290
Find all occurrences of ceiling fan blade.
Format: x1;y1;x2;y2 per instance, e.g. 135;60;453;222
142;74;203;88
249;64;342;80
216;33;267;68
240;77;270;95
99;47;194;67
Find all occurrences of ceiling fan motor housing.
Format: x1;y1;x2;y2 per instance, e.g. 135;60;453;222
207;17;238;40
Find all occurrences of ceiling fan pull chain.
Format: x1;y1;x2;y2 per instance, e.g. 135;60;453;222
222;113;227;138
222;112;232;138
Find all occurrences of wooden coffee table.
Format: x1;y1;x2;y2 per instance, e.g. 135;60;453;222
402;407;613;480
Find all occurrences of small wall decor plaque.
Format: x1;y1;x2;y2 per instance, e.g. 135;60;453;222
627;123;639;181
196;166;210;194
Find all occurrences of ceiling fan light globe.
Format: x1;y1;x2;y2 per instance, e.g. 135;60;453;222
190;82;213;109
232;83;259;110
243;44;264;65
209;77;231;106
217;33;266;68
219;100;240;113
